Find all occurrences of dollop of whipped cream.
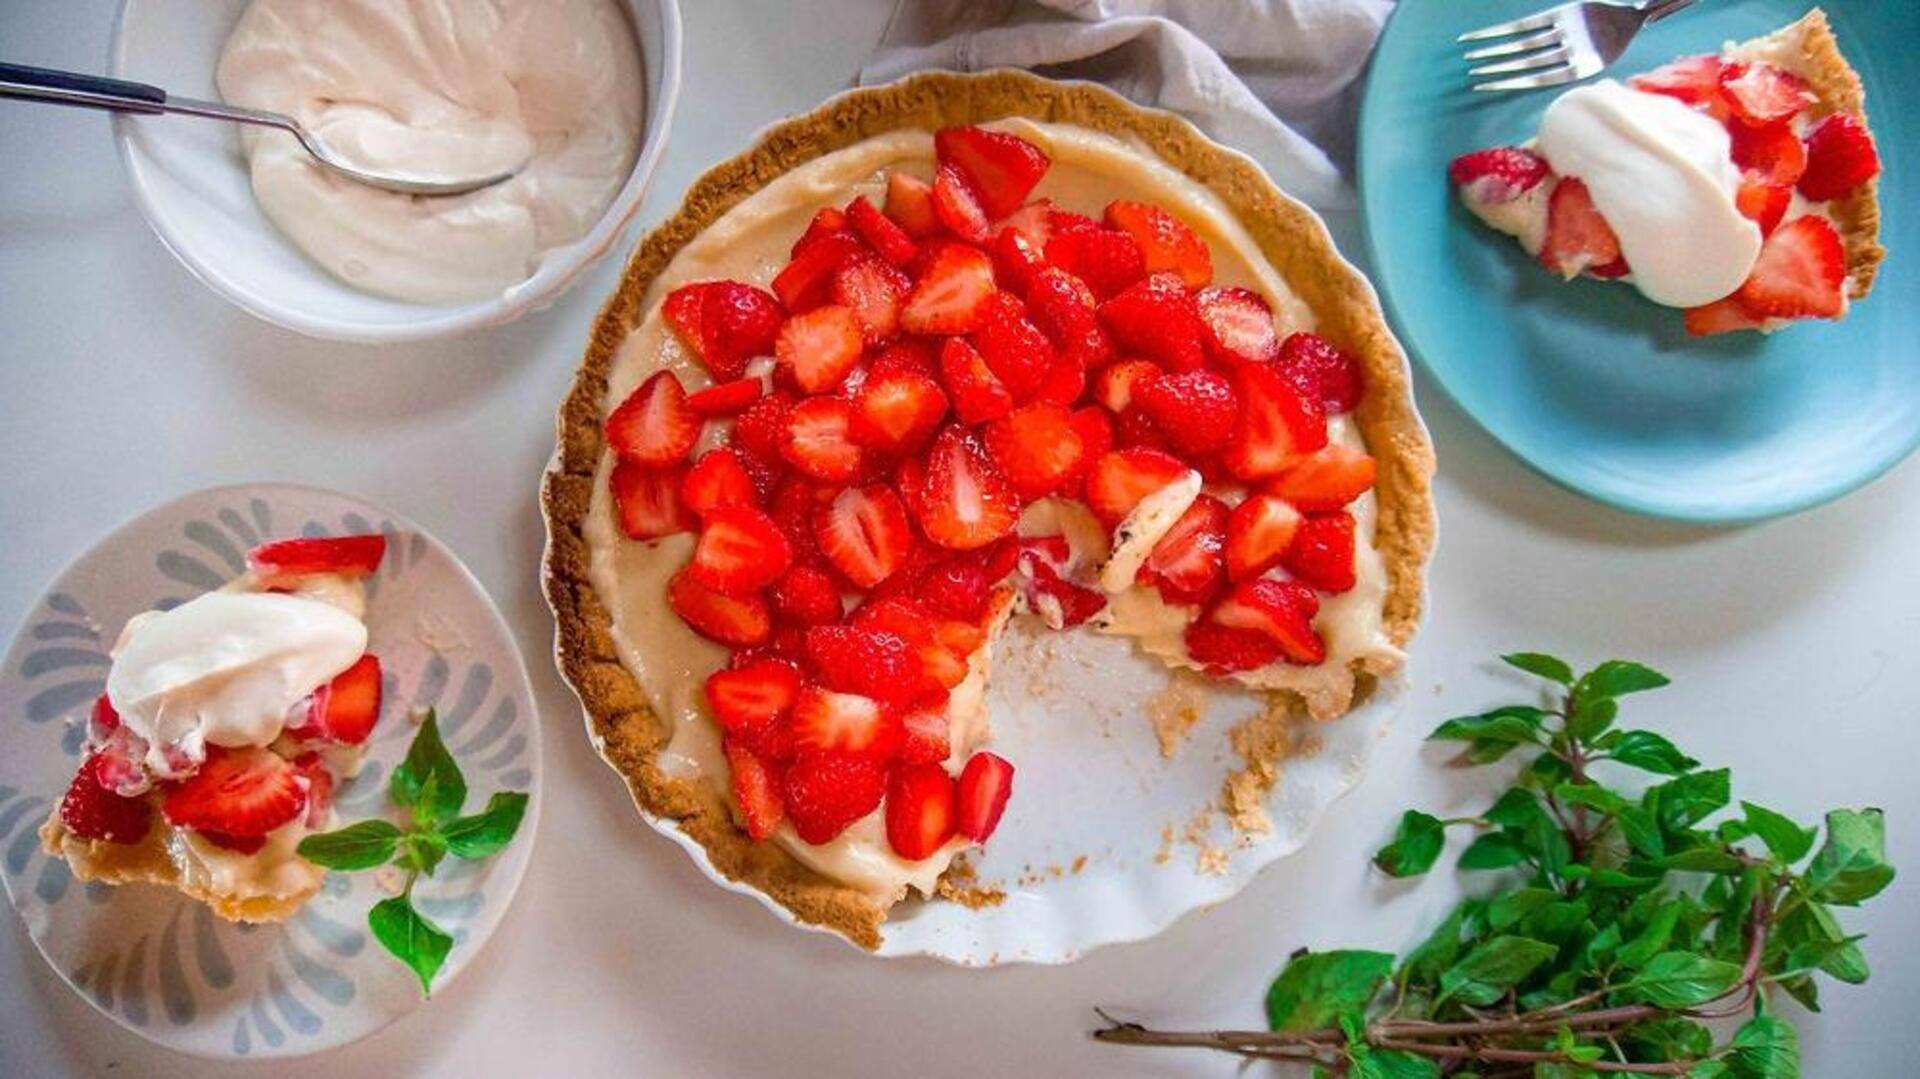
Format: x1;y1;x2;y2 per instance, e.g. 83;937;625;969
1536;79;1762;308
215;0;645;304
106;590;367;776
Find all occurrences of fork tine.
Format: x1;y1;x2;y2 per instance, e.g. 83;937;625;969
1457;10;1558;42
1462;28;1562;61
1473;65;1582;92
1469;45;1571;77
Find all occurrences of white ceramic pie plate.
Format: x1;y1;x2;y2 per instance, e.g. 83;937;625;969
0;484;542;1056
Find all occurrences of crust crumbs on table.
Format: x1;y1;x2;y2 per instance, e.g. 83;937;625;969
1145;670;1210;759
540;69;1436;949
935;855;1006;910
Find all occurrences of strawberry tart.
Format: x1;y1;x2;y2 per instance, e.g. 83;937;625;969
39;535;388;923
1450;9;1882;336
544;72;1434;948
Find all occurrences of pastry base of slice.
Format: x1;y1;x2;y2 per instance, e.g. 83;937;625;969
542;69;1436;950
40;816;314;923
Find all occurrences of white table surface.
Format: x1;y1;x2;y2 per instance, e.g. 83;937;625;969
3;3;1916;1076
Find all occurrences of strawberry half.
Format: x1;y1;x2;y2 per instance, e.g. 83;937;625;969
938;337;1016;425
1099;272;1207;371
706;658;802;739
1135;369;1238;458
790;684;903;758
1735;215;1845;319
724;741;786;841
885;762;958;860
1719;62;1812;127
1047;226;1146;300
770;564;844;626
1094;359;1164;415
1105;199;1212;289
682;447;759;519
1025;267;1113;369
1628;54;1729;118
781;396;864;483
669;569;771;646
1226;494;1303;582
901;243;997;335
804;625;924;704
1683;296;1769;337
1196;285;1283;367
932;162;992;243
1212;578;1325;666
885;172;941;239
288;654;382;745
1447;146;1552;204
984;402;1085;498
607;370;701;466
162;746;304;839
1139;493;1228;606
664;282;782;381
783;752;887;844
851;368;948;454
845;194;919;268
969;292;1058;402
247;535;386;579
690;506;793;595
1730;120;1807;188
1264;445;1376;512
1799;113;1880;202
611;459;692;541
776;304;863;393
58;753;154;844
934;126;1050;220
1184;620;1283;674
685;377;764;417
773;230;867;313
832;258;908;345
912;427;1020;550
814;485;914;589
1084;446;1189;528
1224;362;1327;481
1281;511;1358;594
898;700;952;765
1735;179;1791;237
1278;332;1364;414
1539;178;1622;278
956;751;1014;842
1015;545;1107;629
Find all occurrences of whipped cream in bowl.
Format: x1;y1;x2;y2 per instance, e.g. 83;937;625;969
108;0;682;341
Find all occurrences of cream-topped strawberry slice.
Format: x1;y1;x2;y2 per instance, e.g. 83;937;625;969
1450;12;1882;336
583;118;1402;905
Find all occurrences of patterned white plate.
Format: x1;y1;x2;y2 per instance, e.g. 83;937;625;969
0;483;541;1058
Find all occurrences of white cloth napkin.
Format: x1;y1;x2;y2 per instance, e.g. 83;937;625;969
858;0;1394;213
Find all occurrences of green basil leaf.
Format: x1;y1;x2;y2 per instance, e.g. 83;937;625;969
1728;1014;1799;1079
1616;902;1683;969
1264;950;1394;1032
1685;1063;1732;1079
1650;847;1747;874
1486;888;1559;931
1457;832;1529;870
1437;935;1558;1007
1805;808;1895;905
1374;810;1446;878
402;831;448;877
1430;707;1548;747
1777;973;1821;1013
1400;905;1469;986
1617;951;1743;1008
295;819;402;870
1624;1016;1713;1060
390;711;467;828
1648;769;1730;832
369;895;453;996
1352;1050;1441;1079
1608;730;1698;776
1567;696;1617;741
442;790;532;860
1501;652;1574;685
1553;781;1629;816
1739;802;1816;864
1575;660;1670;701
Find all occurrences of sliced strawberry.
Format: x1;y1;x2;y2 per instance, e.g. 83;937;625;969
937;337;1016;424
1683;296;1769;337
293;752;334;829
90;693;121;735
706;658;802;739
912;427;1020;550
724;741;785;841
1735;179;1791;237
870;337;937;377
956;751;1014;842
663;282;782;381
1135;369;1237;458
769;564;843;626
669;569;771;646
783;752;887;844
1730;120;1808;188
1032;356;1087;407
1277;332;1364;414
1719;62;1812;127
851;368;947;454
916;558;995;622
804;625;923;704
161;746;304;839
1025;267;1113;370
1281;512;1357;594
1105;199;1211;289
1799;113;1880;202
884;172;941;239
790;684;902;758
1084;446;1190;528
1061;406;1114;495
969;292;1057;401
898;700;952;765
1184;620;1283;674
58;753;153;844
1735;215;1845;319
1226;494;1303;582
690;506;793;595
732;390;795;462
814;485;914;588
1094;359;1164;415
780;396;864;482
885;763;958;860
1195;285;1282;367
772;230;867;313
607;370;701;466
793;206;850;257
685;377;763;417
845;194;918;268
851;597;967;692
934;125;1049;219
983;402;1085;498
611;459;692;540
684;449;757;520
247;535;386;579
1099;272;1208;371
287;654;382;744
775;305;863;393
1139;493;1228;606
1015;545;1107;629
1047;226;1146;300
901;243;996;335
998;199;1054;247
1212;578;1325;666
932;162;992;243
1447;146;1552;203
1225;362;1328;481
1265;445;1376;512
990;227;1048;295
1628;54;1729;118
832;258;908;345
1539;178;1622;278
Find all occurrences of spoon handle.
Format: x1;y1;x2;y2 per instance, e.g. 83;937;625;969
0;62;167;114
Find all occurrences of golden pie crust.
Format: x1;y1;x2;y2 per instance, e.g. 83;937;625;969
40;816;312;923
541;70;1437;950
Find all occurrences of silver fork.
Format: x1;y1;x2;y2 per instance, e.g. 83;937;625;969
1460;0;1701;92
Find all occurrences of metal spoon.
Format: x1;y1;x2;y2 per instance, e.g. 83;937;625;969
0;61;521;197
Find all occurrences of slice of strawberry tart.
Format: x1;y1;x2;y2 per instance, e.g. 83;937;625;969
39;535;389;922
1450;9;1882;336
546;72;1434;947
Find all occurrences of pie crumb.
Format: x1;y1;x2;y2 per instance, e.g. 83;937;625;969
936;856;1007;909
1145;669;1210;759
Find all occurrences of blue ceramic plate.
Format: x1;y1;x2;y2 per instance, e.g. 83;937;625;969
0;484;541;1057
1359;0;1916;522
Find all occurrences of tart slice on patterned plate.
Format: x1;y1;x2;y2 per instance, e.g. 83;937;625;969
543;71;1435;951
39;535;389;923
1450;8;1882;336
